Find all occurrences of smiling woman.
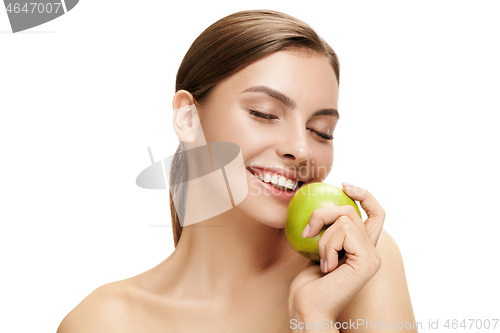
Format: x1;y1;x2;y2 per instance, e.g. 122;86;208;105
57;9;416;333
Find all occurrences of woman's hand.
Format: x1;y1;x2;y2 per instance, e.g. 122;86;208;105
288;183;386;329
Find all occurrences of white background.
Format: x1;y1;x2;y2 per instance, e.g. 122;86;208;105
1;1;499;332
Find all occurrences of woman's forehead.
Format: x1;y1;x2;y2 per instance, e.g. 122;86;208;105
212;49;339;108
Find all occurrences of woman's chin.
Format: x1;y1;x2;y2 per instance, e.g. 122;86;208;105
237;200;288;229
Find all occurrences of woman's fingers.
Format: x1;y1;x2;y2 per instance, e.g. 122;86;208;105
303;205;370;243
342;183;386;246
317;215;379;274
301;184;385;275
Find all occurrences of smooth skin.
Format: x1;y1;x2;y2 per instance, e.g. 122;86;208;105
57;48;416;332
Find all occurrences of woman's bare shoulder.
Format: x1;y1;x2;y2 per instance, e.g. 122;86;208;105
56;280;137;333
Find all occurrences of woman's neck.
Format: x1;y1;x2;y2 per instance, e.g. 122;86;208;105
158;208;308;300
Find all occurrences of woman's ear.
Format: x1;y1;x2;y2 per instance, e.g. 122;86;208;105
172;90;207;149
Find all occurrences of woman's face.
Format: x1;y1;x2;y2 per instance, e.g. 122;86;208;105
198;48;339;228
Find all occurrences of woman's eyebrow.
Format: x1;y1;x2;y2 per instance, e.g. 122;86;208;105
242;85;295;108
312;108;339;118
241;85;339;118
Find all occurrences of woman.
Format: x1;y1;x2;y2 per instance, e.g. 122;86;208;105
57;10;416;332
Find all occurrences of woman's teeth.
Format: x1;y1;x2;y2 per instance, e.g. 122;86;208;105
254;172;298;191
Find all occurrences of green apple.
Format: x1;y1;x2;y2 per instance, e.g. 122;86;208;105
285;182;362;262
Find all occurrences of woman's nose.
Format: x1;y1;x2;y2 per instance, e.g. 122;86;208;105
275;128;312;164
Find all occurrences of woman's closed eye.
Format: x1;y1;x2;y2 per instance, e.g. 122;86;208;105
247;109;334;141
308;128;334;141
248;109;278;120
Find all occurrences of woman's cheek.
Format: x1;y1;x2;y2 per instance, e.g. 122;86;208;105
312;146;333;182
239;125;277;154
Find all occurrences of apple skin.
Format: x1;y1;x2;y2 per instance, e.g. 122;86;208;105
285;183;362;262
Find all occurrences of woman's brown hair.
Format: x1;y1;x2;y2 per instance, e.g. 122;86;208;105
170;9;340;246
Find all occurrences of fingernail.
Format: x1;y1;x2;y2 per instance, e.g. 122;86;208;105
301;224;310;238
320;258;327;273
342;182;354;188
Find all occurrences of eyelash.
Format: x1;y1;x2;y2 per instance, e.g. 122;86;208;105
248;110;334;141
249;110;277;120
